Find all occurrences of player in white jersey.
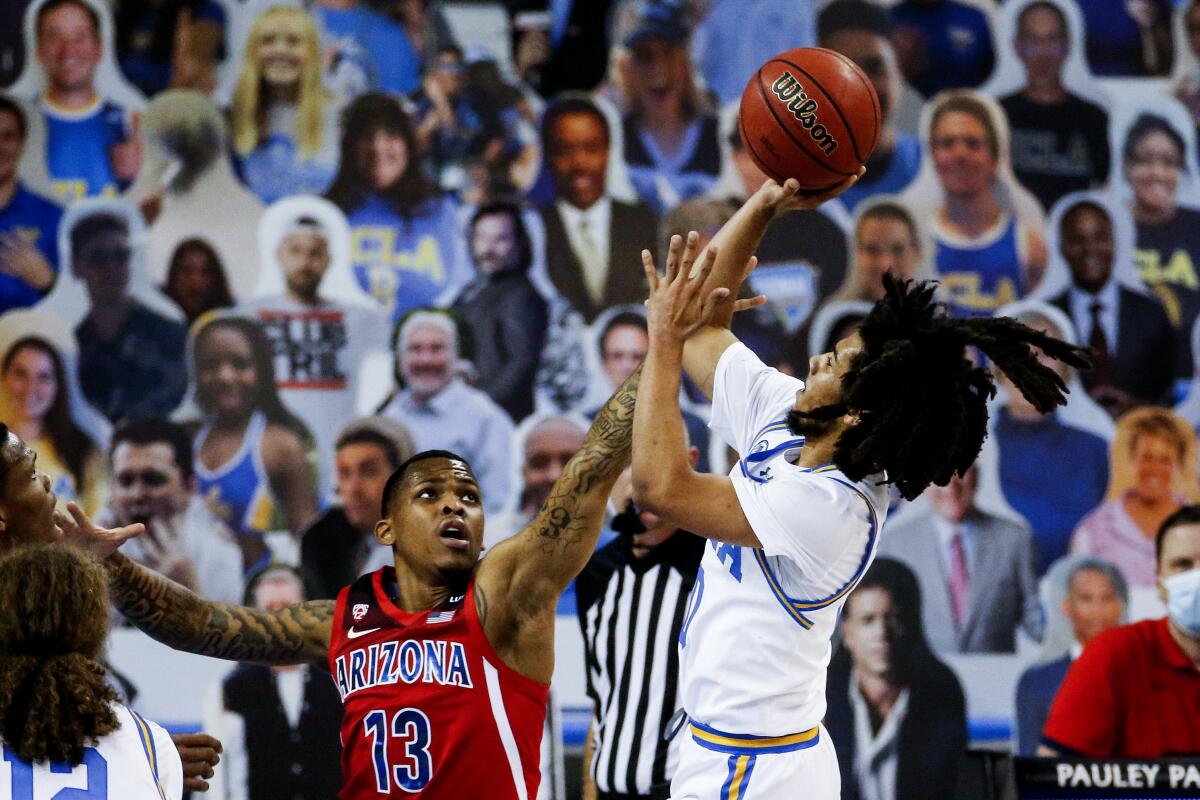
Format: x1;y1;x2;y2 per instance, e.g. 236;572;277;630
0;543;184;800
631;180;1089;798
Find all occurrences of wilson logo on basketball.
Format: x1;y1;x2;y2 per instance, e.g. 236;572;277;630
770;71;839;156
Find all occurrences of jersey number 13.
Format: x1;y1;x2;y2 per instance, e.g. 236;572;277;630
364;708;433;793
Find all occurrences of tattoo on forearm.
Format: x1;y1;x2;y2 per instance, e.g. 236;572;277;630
105;553;333;665
535;364;642;554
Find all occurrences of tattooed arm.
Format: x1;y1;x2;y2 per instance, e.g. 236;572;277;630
55;502;333;667
106;552;333;667
475;364;641;682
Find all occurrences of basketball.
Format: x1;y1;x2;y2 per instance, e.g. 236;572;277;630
738;47;881;193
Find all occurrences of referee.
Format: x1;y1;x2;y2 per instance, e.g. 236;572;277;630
577;459;704;800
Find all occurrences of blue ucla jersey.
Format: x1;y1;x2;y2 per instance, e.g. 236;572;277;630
194;411;279;542
837;135;922;212
41;98;128;201
315;6;420;95
348;194;471;323
0;185;62;312
934;214;1024;317
238;133;337;204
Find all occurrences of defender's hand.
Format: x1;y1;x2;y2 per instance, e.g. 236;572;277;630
56;502;144;557
643;232;764;344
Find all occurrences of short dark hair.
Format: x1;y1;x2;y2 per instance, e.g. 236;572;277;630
600;311;648;357
857;200;920;249
1065;557;1129;607
818;0;893;41
540;95;610;149
1017;1;1068;37
0;96;27;140
844;557;930;677
1060;198;1109;228
1123;113;1186;167
242;562;307;607
1156;505;1200;565
930;93;1000;161
469;200;533;273
380;450;474;518
36;0;100;39
337;429;401;471
70;212;128;260
109;418;194;482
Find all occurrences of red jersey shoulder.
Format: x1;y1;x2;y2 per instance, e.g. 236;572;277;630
336;570;392;632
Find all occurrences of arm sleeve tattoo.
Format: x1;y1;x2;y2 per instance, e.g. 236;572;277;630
105;552;333;666
531;363;641;561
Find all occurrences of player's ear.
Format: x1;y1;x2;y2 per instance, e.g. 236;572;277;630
375;518;395;547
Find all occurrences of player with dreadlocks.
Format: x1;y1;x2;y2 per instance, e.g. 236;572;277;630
630;178;1089;798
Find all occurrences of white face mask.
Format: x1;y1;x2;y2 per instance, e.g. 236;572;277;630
1163;568;1200;638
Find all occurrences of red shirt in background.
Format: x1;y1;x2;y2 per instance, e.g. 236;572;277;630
1042;618;1200;757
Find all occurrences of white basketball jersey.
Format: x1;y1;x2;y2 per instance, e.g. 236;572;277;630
0;704;182;800
678;343;889;736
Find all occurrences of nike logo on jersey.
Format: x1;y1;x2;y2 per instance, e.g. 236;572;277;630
347;626;382;639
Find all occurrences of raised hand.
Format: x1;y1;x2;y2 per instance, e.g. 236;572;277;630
643;231;765;344
754;168;865;216
108;112;142;184
56;502;144;558
0;233;55;291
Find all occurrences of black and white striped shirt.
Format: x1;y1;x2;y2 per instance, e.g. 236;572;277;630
577;531;704;798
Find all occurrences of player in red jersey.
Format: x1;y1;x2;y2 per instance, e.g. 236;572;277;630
57;340;697;797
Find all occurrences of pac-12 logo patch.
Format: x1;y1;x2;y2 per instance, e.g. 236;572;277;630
352;603;369;621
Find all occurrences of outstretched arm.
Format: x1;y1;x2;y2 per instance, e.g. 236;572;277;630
474;360;641;683
632;235;762;546
685;175;859;398
482;363;640;601
107;552;333;666
59;504;332;667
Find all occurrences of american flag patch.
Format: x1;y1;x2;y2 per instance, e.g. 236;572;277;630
427;610;455;624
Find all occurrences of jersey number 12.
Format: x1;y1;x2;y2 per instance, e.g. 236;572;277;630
364;708;433;793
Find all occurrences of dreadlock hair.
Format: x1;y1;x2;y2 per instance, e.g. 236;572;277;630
0;545;119;766
791;274;1090;500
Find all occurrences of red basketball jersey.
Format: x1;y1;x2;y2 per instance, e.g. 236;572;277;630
330;567;549;799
